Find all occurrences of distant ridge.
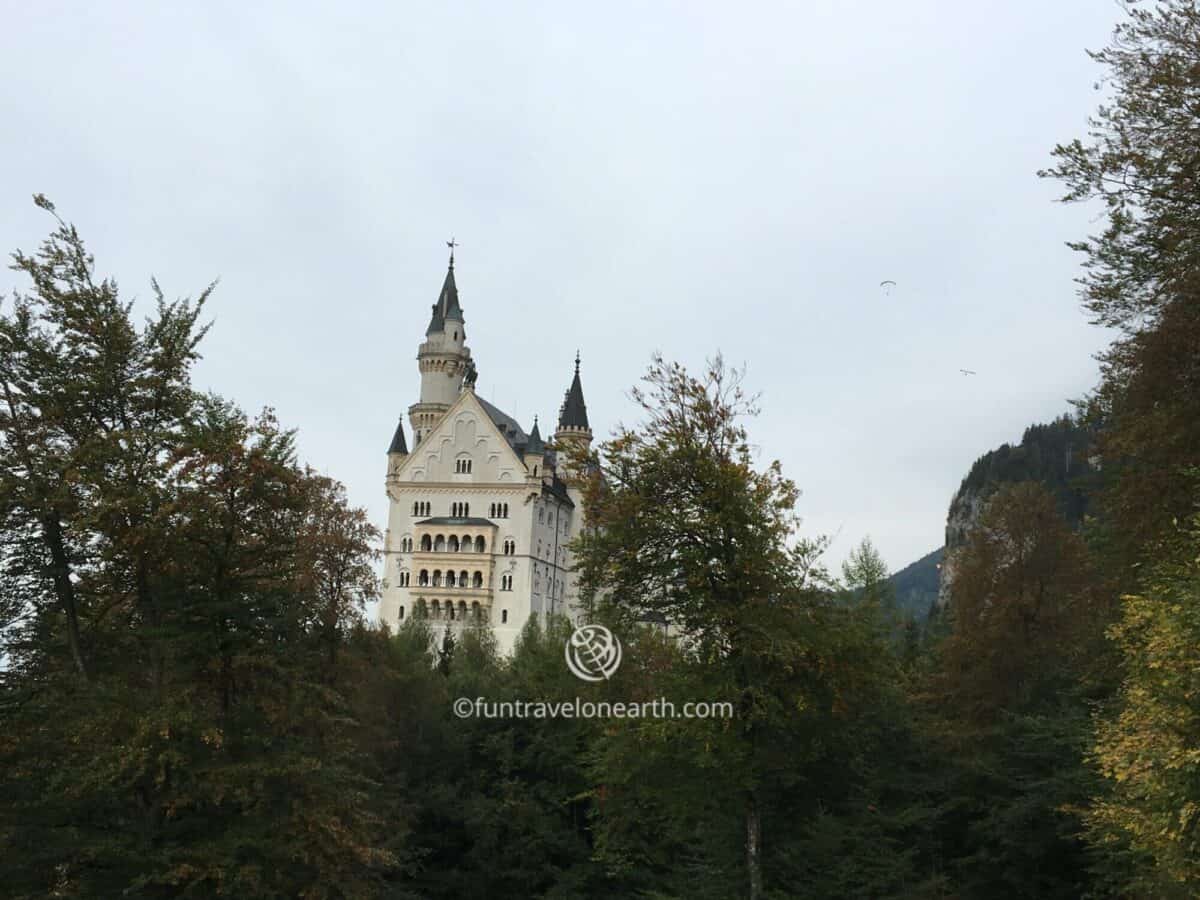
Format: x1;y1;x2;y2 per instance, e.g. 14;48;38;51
889;546;943;621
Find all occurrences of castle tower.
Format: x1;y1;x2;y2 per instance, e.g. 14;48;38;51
408;245;472;446
554;352;593;473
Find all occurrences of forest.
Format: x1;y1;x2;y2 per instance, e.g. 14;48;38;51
2;3;1199;898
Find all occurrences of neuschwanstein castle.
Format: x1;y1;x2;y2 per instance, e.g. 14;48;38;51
378;249;593;653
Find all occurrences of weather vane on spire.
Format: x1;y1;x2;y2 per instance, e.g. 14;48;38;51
446;237;458;268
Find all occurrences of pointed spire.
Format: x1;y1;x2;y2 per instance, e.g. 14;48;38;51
425;247;463;334
525;415;545;455
558;352;590;430
387;418;409;455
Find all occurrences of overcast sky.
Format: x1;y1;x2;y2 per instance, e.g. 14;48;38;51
2;2;1122;580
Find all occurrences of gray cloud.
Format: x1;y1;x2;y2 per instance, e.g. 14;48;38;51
1;0;1120;577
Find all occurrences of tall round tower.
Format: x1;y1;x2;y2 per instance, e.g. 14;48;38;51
408;246;472;446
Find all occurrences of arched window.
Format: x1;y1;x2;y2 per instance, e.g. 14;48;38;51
458;601;467;619
448;603;455;620
473;571;483;588
420;535;431;552
448;535;459;552
474;536;486;553
471;601;481;620
432;570;442;587
418;570;429;586
501;609;508;623
431;599;441;619
416;599;427;618
538;508;544;524
459;569;469;586
501;574;512;591
434;535;446;552
446;571;456;587
503;503;508;517
398;605;405;620
461;534;472;552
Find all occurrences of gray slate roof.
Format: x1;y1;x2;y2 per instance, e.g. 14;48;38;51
558;355;589;429
476;396;528;450
425;263;462;335
387;419;409;454
524;417;545;455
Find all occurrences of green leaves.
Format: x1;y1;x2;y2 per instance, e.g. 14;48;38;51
1087;514;1200;896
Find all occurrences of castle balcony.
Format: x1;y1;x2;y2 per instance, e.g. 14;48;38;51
412;564;494;592
413;595;494;625
413;516;497;556
410;550;492;569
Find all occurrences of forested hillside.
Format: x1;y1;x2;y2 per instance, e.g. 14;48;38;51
888;546;941;620
891;416;1093;621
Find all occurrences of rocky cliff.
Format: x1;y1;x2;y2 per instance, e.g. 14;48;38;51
936;415;1095;607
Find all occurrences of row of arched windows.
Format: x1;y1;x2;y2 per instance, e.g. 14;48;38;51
417;534;487;553
410;500;513;520
407;599;485;621
417;569;486;589
397;604;509;625
399;536;512;556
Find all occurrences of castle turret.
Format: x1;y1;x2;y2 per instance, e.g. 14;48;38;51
385;418;408;479
408;245;472;445
554;352;592;479
523;416;547;478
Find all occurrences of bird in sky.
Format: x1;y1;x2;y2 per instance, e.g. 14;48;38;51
960;369;977;376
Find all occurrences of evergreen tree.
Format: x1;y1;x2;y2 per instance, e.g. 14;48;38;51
0;200;398;897
574;354;911;899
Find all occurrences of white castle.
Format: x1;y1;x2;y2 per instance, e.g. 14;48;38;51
378;247;594;653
